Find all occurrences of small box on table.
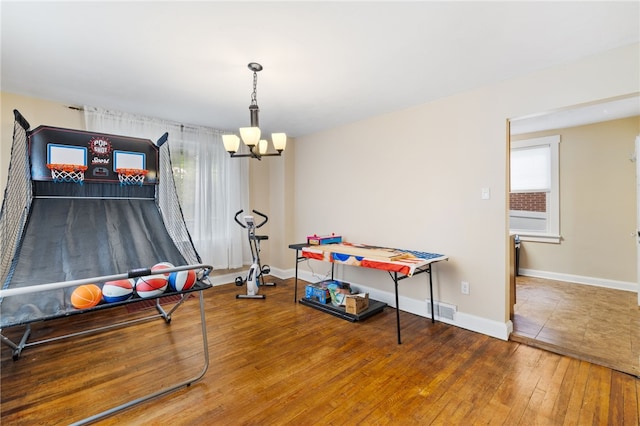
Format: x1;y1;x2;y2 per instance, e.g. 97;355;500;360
306;234;342;245
345;293;369;314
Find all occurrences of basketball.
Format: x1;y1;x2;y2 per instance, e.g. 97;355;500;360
169;269;197;292
102;278;135;303
136;274;168;298
70;284;102;309
151;262;175;276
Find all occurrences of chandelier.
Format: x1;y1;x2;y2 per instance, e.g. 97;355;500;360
222;62;287;159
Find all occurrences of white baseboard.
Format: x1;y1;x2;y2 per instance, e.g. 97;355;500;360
208;271;241;286
269;266;291;281
519;268;638;293
210;266;291;287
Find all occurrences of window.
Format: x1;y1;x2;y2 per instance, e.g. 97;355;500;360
510;135;560;243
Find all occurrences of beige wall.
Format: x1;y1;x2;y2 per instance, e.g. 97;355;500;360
291;43;640;332
247;142;296;272
513;116;640;283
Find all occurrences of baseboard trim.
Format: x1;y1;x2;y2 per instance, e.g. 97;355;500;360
209;271;241;287
210;267;290;287
519;268;638;293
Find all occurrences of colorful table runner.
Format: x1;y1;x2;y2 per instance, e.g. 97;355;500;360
301;242;447;277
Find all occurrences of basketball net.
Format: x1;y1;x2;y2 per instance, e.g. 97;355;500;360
116;168;148;186
46;164;88;185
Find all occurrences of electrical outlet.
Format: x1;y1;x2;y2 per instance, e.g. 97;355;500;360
461;281;470;295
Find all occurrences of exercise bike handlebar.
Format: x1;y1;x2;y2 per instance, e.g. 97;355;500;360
234;209;269;229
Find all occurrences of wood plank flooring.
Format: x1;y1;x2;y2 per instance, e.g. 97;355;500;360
511;276;640;377
2;278;639;425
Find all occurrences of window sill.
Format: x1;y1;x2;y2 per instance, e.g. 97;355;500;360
510;232;561;244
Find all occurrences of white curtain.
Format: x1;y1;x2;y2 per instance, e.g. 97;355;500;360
84;106;250;269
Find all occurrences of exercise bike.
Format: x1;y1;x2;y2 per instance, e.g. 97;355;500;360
234;209;276;299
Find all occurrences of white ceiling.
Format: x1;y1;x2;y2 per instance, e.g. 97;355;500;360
510;94;640;135
1;1;639;137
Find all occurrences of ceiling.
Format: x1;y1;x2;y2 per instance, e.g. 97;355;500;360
510;94;640;135
1;1;639;138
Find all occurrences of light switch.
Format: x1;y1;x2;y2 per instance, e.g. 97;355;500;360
481;187;490;200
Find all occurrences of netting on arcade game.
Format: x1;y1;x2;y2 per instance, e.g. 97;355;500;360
47;163;89;184
116;168;148;186
0;111;31;290
157;135;201;265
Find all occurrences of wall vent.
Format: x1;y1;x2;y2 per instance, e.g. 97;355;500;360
426;300;457;321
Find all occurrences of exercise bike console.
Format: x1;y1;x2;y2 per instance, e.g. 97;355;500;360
243;216;255;228
234;209;275;299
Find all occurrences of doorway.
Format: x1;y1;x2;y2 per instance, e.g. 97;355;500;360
508;94;640;375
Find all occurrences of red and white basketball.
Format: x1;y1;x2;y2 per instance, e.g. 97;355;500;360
169;269;197;292
102;278;135;303
151;262;175;277
136;274;168;298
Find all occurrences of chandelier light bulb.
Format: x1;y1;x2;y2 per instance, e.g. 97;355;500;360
222;134;240;153
272;133;287;152
258;139;268;155
239;127;261;147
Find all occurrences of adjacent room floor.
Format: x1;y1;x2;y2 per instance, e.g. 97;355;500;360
511;275;640;377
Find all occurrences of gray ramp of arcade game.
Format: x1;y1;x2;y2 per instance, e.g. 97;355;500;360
1;197;188;327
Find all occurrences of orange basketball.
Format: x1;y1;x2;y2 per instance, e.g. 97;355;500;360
70;284;102;309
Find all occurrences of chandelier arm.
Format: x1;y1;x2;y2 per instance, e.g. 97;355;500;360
229;152;262;160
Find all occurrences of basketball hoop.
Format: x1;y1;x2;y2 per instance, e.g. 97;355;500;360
46;164;88;185
116;168;148;186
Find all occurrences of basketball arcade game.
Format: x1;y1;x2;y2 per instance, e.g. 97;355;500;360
0;111;213;424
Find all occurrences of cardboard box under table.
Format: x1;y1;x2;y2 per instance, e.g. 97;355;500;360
345;293;369;314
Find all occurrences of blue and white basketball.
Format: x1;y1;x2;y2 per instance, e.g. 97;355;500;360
169;269;197;292
102;279;135;303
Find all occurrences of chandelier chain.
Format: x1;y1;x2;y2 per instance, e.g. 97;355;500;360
251;71;258;106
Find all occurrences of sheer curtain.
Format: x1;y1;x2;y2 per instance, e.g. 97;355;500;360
84;106;249;269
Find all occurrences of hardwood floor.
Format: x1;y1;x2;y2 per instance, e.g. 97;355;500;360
511;276;640;377
2;278;639;425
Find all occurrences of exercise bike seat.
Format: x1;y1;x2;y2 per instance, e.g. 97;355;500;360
251;235;269;241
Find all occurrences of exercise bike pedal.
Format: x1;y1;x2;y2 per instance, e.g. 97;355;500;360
234;276;244;286
259;265;276;286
